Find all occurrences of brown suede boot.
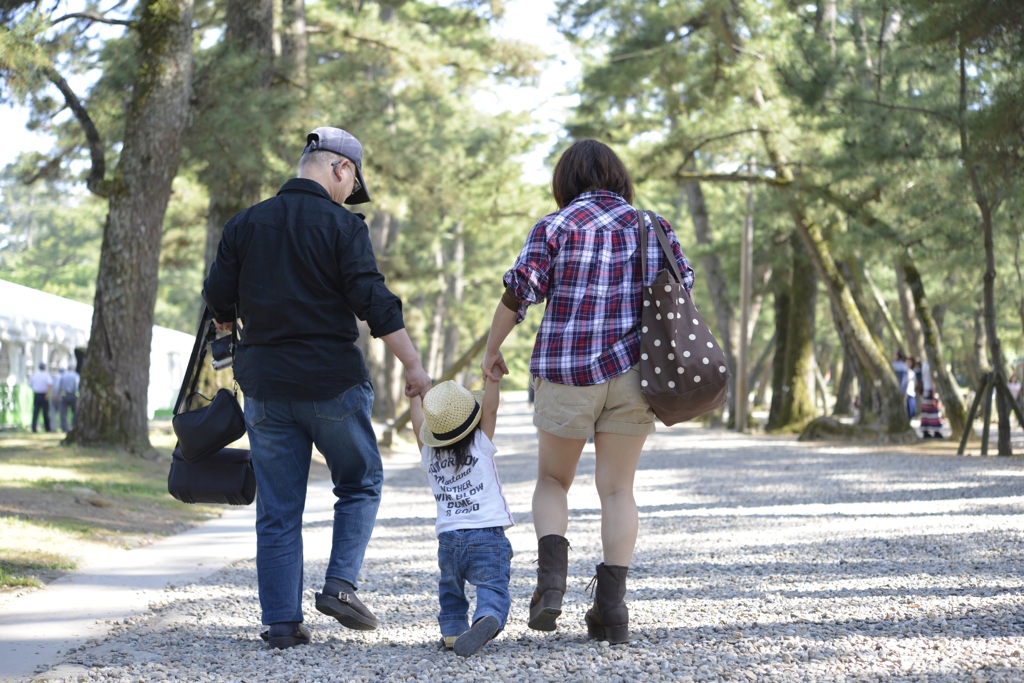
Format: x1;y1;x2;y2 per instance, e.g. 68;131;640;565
584;563;629;644
528;535;570;631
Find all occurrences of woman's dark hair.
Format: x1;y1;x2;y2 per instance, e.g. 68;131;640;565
551;139;634;209
434;423;479;472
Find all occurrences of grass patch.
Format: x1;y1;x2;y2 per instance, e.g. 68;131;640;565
0;429;223;585
0;549;76;589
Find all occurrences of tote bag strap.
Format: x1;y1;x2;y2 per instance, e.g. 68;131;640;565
637;209;684;285
637;208;648;287
645;210;684;284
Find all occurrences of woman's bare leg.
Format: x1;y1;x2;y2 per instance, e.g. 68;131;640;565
532;430;586;539
593;432;647;566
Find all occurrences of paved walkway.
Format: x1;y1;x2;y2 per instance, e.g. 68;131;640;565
4;394;1024;682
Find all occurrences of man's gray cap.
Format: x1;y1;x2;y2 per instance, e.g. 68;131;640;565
304;127;371;205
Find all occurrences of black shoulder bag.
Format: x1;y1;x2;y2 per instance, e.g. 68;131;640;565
167;307;256;505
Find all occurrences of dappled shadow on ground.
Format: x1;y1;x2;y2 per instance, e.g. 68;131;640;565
37;406;1024;682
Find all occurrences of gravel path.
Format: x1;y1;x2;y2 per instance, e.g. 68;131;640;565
29;396;1024;682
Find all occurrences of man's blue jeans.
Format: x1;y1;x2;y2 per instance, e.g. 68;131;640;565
436;527;513;638
244;382;382;626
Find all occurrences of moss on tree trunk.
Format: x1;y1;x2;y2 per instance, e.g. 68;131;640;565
70;0;194;454
771;232;818;432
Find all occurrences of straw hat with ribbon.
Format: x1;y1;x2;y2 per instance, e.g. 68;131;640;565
420;380;484;448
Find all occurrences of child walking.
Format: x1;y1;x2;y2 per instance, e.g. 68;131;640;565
410;378;514;657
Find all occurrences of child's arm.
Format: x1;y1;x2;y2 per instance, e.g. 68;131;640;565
409;395;425;451
479;376;500;441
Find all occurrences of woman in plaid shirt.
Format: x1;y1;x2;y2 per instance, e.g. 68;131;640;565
481;139;693;644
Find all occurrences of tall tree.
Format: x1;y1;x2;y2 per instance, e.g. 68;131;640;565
191;0;275;275
773;232;818;431
899;251;968;439
72;0;195;452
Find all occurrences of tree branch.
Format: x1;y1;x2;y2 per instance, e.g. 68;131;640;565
51;11;136;27
675;171;789;186
811;186;904;244
826;96;956;123
672;128;764;175
608;12;710;62
45;66;108;198
22;148;71;185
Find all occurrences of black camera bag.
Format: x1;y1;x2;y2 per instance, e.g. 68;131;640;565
172;388;246;462
167;307;256;506
168;446;255;505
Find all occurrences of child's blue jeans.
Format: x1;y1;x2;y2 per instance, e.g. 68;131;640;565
436;527;513;638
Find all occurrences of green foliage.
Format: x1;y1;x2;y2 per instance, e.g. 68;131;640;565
155;172;209;331
0;173;105;303
553;0;1024;409
2;0;551;392
11;0;1019;417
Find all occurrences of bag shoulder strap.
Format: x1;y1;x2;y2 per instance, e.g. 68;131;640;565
645;210;684;283
173;308;214;416
637;209;684;285
637;208;648;287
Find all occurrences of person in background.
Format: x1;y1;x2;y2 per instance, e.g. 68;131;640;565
905;356;918;419
50;366;65;429
918;360;944;438
58;364;81;432
29;362;53;433
892;350;909;396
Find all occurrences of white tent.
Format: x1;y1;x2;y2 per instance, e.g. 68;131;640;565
0;279;194;420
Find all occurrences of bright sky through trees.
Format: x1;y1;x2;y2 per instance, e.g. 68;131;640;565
0;0;580;183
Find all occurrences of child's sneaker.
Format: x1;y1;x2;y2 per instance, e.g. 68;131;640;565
454;615;500;657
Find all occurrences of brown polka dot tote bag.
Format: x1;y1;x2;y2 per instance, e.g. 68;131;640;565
637;209;730;425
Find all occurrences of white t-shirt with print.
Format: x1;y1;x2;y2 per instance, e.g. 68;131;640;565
420;430;514;535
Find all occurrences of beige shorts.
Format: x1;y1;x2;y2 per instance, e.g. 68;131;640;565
532;366;656;440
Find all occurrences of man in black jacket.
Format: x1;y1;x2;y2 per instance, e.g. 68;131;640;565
204;127;432;649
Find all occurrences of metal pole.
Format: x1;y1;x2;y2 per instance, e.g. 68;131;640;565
736;183;754;431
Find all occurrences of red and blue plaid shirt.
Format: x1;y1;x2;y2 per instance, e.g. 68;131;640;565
504;190;695;386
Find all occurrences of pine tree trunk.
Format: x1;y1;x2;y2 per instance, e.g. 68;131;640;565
833;260;875;420
758;132;912;439
839;258;885;351
799;210;908;435
959;42;1012;454
895;260;925;359
361;211;399;420
833;348;855;415
424;242;447;378
774;233;818;430
71;0;194;453
682;180;739;419
1015;235;1024;336
899;251;968;440
748;333;775;410
767;270;790;430
442;222;465;373
202;0;274;276
969;305;990;387
827;294;860;418
278;0;306;87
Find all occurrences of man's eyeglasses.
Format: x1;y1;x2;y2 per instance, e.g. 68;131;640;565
332;159;362;196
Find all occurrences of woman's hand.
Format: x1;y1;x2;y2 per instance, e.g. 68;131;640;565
481;349;509;382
